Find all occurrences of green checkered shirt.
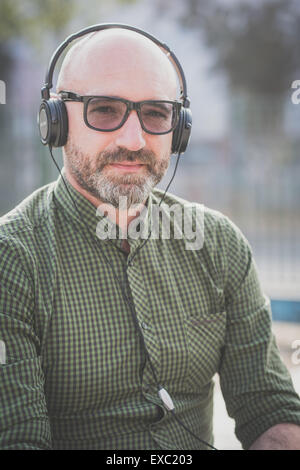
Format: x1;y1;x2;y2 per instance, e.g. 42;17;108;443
1;169;300;450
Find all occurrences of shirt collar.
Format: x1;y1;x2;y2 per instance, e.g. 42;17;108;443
52;167;155;252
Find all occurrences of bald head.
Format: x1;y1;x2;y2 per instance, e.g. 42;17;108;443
56;28;178;100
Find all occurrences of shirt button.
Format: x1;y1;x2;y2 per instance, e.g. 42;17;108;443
141;321;150;330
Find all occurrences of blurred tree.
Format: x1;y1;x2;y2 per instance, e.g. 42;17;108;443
181;0;300;95
0;0;75;42
0;0;77;100
179;0;300;163
0;0;138;86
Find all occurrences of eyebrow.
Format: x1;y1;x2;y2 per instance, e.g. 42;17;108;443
87;96;173;105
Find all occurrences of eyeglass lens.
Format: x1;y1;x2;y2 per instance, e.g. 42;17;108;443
86;98;175;133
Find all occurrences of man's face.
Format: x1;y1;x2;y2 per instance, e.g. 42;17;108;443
61;33;177;208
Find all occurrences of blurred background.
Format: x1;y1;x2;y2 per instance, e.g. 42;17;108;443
0;0;299;449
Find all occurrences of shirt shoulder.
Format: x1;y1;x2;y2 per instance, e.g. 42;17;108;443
0;181;56;240
151;189;254;291
151;188;248;248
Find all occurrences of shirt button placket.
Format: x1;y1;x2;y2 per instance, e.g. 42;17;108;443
126;256;158;401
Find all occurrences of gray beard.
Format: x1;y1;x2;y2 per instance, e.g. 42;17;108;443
86;169;158;208
64;143;170;209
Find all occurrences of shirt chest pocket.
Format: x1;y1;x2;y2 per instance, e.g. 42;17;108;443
184;311;227;389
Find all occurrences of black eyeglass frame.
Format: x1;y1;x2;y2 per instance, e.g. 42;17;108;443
59;90;182;135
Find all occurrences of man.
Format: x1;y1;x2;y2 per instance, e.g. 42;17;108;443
0;26;300;450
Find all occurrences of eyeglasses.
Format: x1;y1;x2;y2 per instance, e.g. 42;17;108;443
59;91;182;135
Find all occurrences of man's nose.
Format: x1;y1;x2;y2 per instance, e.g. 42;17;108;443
115;110;146;151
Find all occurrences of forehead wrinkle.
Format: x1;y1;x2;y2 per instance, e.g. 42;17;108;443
56;29;178;99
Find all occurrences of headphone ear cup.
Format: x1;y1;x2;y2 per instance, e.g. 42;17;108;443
171;108;192;155
172;109;184;154
53;99;68;147
38;99;68;147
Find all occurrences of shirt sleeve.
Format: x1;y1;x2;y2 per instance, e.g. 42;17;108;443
0;237;52;450
218;216;300;449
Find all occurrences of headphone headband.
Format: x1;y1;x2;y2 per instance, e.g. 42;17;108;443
41;23;190;107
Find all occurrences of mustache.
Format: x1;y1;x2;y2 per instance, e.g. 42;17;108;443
96;148;157;168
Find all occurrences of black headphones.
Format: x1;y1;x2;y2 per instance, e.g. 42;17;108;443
38;23;192;155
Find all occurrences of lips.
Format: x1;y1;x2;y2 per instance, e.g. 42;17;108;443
107;161;145;172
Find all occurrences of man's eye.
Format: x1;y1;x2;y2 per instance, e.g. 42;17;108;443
90;106;118;114
143;108;169;119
